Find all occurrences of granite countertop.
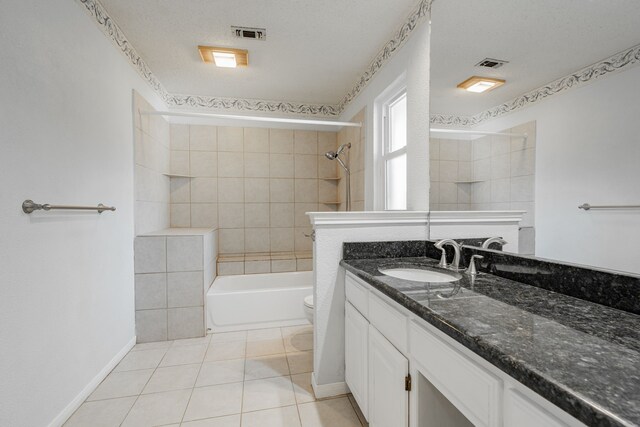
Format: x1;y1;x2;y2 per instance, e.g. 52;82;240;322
341;257;640;427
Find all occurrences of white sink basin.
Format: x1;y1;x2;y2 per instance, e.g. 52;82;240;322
379;267;461;283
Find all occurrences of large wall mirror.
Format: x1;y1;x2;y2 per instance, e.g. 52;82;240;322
428;0;640;274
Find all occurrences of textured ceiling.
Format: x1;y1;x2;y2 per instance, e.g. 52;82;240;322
430;0;640;117
98;0;418;105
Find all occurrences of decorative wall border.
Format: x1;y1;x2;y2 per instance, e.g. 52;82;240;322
338;0;434;111
431;43;640;127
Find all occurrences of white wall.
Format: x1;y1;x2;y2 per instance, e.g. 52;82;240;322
339;18;431;211
475;65;640;274
0;1;165;426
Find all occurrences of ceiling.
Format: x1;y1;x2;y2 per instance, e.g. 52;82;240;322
430;0;640;117
99;0;418;105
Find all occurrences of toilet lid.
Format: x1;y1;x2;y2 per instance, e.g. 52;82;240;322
303;295;314;308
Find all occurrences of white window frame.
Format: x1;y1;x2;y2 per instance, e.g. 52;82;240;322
377;84;408;211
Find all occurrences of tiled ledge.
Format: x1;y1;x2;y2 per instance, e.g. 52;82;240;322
218;252;313;276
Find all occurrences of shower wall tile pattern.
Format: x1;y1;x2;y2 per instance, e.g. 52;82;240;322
337;109;366;211
170;126;339;274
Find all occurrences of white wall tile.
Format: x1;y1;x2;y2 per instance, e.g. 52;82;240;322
244;128;269;153
439;140;459;160
218;178;244;203
511;148;535;177
439;182;458;204
270;228;294;252
245;228;270;253
491;178;511;203
429;139;440;160
190;204;217;228
491;135;511;157
271;259;296;273
472;137;491;160
245;203;270;228
439;161;458;182
171;204;191;228
473;158;491;181
168;307;204;340
457;183;471;204
318;132;337;154
472;181;491;204
269;154;294;178
244;153;270;178
218;152;244;177
458;161;472;182
429;161;440;182
294;131;318;154
245;178;270;203
135;273;167;310
218;262;244;276
458;140;472;161
167;272;203;308
294;155;318;178
171;151;190;176
219;229;245;254
294;180;318;203
270;203;294;228
167;236;203;272
491;154;511;180
294;203;317;227
170;178;190;203
245;260;270;274
190;178;217;203
219;204;245;229
170;124;189;151
190;126;217;152
217;127;244;152
511;175;535;202
136;309;168;343
269;129;294;153
135;236;166;273
190;151;217;177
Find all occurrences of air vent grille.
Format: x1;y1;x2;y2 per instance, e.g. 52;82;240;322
232;26;266;41
475;58;508;69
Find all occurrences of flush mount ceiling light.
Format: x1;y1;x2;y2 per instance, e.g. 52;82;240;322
457;76;505;93
198;46;248;68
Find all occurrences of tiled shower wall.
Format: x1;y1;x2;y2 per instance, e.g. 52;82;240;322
133;91;170;234
429;121;536;254
337;109;366;211
169;125;340;274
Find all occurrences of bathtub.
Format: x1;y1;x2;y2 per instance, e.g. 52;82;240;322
206;271;313;332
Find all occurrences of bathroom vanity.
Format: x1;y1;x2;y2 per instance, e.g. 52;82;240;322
340;241;640;427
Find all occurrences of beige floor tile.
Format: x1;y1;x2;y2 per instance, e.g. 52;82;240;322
114;348;166;372
281;325;313;337
142;363;200;394
242;376;296;412
160;344;207;367
183;382;243;421
287;351;313;374
121;389;192;427
87;369;154;401
63;396;136;427
244;354;290;381
210;331;247;343
205;340;246;361
246;338;285;357
284;332;313;353
247;328;283;341
172;336;211;347
196;359;245;387
182;414;241;426
298;397;362;427
291;373;316;404
131;341;173;352
347;394;368;427
241;405;301;427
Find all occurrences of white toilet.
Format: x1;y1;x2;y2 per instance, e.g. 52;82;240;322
303;294;314;324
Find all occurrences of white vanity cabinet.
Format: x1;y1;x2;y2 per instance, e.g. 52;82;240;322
343;271;586;427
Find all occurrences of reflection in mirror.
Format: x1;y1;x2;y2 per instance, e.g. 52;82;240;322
428;0;640;275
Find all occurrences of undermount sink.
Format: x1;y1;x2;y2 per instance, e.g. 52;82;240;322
379;267;462;283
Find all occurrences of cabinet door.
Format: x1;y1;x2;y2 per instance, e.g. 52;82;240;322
368;325;409;427
345;302;369;419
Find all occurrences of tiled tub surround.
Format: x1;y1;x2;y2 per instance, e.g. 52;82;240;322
340;241;640;426
430;121;536;254
133;91;171;235
134;229;217;342
169;125;341;274
337;109;365;212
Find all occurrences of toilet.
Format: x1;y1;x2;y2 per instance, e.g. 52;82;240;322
303;294;314;324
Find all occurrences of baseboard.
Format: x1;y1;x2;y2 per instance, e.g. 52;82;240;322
311;372;350;399
47;336;136;427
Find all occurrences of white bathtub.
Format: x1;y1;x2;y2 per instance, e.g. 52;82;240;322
206;271;313;332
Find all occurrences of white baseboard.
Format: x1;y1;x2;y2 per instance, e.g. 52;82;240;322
311;372;350;399
47;336;136;427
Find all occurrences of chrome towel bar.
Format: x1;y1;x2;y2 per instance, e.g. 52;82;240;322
578;203;640;211
22;200;116;214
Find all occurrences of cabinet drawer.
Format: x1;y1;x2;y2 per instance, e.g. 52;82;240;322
346;273;369;317
410;321;501;427
369;292;408;354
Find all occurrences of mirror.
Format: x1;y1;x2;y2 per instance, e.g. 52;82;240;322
428;0;640;274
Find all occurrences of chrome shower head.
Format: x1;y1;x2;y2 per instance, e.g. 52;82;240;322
325;151;338;160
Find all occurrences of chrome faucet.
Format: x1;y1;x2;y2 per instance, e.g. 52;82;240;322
434;239;462;271
482;237;507;249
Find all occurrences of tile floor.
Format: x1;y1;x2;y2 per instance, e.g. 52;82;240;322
64;325;367;427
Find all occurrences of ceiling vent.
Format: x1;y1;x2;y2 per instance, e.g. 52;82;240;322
475;58;508;69
232;26;266;41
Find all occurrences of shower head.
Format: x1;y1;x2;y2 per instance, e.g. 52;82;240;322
336;143;351;156
325;151;338;160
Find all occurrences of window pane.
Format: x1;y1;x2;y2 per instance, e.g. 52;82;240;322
386;154;407;210
389;94;407;152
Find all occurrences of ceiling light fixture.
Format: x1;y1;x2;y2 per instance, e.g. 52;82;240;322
457;76;505;93
198;46;248;68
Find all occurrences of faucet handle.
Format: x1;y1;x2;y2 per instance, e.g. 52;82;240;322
437;248;448;269
466;255;484;276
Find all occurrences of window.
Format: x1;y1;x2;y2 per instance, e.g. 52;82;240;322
382;91;407;210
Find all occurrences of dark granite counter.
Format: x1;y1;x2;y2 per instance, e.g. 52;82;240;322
340;255;640;427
